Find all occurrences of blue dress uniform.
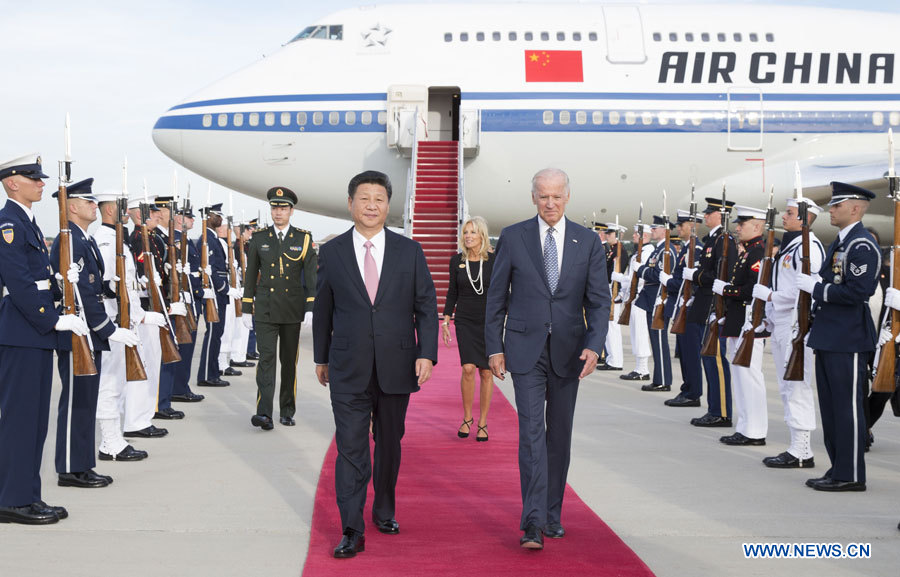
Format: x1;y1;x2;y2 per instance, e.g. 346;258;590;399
0;154;63;521
197;204;230;385
150;201;183;418
806;182;880;491
636;216;677;389
171;212;205;401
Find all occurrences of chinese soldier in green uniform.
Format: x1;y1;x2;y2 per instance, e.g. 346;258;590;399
241;187;317;430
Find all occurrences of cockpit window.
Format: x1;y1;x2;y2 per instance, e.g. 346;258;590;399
290;24;343;42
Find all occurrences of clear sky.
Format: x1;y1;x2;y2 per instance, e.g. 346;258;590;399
1;0;897;237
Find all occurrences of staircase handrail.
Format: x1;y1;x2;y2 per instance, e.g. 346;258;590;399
458;109;467;229
402;106;420;237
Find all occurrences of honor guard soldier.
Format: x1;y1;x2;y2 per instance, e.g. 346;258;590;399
636;216;677;391
242;187;317;430
171;204;205;402
755;198;824;467
681;197;737;427
0;154;86;524
713;205;769;446
244;218;260;360
611;224;653;380
50;179;141;487
600;222;627;372
662;209;705;407
196;203;231;387
216;220;245;378
593;223;610;367
801;182;879;491
228;221;255;369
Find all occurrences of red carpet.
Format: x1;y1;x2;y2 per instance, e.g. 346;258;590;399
302;332;655;576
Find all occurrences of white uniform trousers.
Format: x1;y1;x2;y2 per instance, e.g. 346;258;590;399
124;322;160;432
218;301;235;368
629;305;651;373
230;311;250;363
726;336;768;439
605;302;624;368
770;320;817;432
95;338;134;454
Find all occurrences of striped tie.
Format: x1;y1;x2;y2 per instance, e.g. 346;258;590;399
544;227;558;294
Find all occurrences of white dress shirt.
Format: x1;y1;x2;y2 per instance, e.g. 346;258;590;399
538;216;565;272
8;198;35;222
837;221;860;243
352;226;385;280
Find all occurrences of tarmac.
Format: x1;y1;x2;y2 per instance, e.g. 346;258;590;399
1;322;898;577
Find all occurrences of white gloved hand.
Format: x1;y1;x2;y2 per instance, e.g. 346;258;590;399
718;316;726;325
878;327;893;347
685;296;695;308
653;296;663;308
109;327;140;347
182;290;193;304
658;270;673;285
228;286;242;300
712;279;728;296
169;302;187;316
204;265;212;277
164;262;173;274
764;317;775;333
138;275;149;289
175;262;183;274
55;314;89;336
183;262;191;276
752;284;772;302
796;273;818;294
153;274;162;287
610;271;628;284
203;288;215;300
303;311;313;327
681;266;698;281
885;287;900;312
242;313;254;330
143;311;167;327
708;312;717;324
67;267;79;285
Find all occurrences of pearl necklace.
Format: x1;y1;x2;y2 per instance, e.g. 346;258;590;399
465;257;484;295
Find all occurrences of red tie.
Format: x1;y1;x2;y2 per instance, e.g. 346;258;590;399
364;241;378;304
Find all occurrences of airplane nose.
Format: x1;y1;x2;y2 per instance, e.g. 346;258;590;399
152;115;184;165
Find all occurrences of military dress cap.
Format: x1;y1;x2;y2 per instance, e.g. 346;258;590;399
676;209;703;224
153;195;175;208
267;186;297;207
93;189;125;204
176;206;195;218
207;202;224;216
592;221;608;232
703;197;736;214
604;222;626;233
52;178;96;201
827;181;876;206
0;153;49;180
786;197;822;216
650;215;674;229
731;204;767;223
246;218;259;227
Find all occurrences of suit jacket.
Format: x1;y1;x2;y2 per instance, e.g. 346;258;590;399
485;216;610;378
313;227;438;394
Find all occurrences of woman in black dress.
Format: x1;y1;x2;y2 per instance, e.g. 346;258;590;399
442;216;494;441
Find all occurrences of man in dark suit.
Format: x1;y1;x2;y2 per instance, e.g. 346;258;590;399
313;170;438;558
485;168;610;549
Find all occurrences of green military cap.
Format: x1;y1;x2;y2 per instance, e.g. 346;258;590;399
267;187;297;207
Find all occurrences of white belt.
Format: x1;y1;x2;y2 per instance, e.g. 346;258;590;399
2;279;50;297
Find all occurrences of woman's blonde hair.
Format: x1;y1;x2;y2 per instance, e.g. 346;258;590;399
458;216;490;261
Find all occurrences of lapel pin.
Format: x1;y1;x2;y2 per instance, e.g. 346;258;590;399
572;239;578;243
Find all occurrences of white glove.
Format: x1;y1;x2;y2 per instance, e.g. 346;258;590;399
718;316;726;326
55;314;89;336
752;284;772;302
203;288;215;300
143;311;167;327
169;302;187;316
228;286;242;299
708;312;717;324
878;327;893;347
242;313;254;330
685;296;695;308
67;267;79;285
885;287;900;312
658;270;672;285
681;266;698;281
204;265;212;277
182;290;193;304
796;273;818;294
712;279;728;296
138;275;149;289
303;311;313;327
109;327;139;347
764;317;775;333
153;274;162;287
741;320;767;335
175;262;183;274
183;262;191;275
610;271;628;284
653;296;663;308
164;262;173;274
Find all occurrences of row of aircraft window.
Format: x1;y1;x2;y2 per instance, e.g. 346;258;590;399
652;32;775;43
442;31;776;43
201;110;388;128
539;109;900;127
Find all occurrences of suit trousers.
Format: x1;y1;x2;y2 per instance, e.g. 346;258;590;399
511;341;579;530
125;322;160;432
604;303;623;368
56;351;102;474
814;351;867;483
0;346;53;507
726;337;768;439
702;335;732;418
678;321;704;400
197;296;227;382
330;369;410;534
254;321;301;419
647;310;672;386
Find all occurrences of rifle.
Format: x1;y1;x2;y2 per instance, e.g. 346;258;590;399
874;130;899;392
227;213;242;317
115;193;147;381
618;203;644;326
609;215;621;321
733;186;776;367
167;197;192;344
139;198;182;364
58;115;97;376
200;206;220;323
652;190;671;330
784;165;811;380
178;191;198;332
700;185;730;357
671;186;697;335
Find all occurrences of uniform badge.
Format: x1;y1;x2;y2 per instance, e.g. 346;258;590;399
459;263;466;268
261;244;270;251
88;273;95;284
276;189;284;197
850;263;867;277
751;261;760;272
2;228;13;244
290;245;301;251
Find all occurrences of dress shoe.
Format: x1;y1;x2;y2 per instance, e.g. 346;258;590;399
333;529;365;558
87;469;113;484
543;522;566;538
0;504;59;525
99;444;148;462
665;394;701;407
719;432;765;446
251;414;274;430
171;392;205;402
805;474;832;488
619;371;649;381
691;413;732;428
595;362;609;370
476;424;489;442
223;367;242;376
763;451;814;469
247;352;259;360
154;407;184;420
124;425;169;438
641;383;671;392
520;524;544;549
58;471;110;488
598;364;622;371
280;416;296;426
372;514;399;534
230;360;255;368
34;500;68;520
197;378;230;387
811;478;866;492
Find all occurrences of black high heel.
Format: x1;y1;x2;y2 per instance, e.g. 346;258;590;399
476;424;489;442
458;418;473;438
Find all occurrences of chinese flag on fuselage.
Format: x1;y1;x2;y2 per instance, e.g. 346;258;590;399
524;50;583;82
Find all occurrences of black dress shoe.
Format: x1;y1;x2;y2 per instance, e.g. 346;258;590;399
58;471;109;488
619;371;650;381
665;394;701;407
720;432;765;446
520;524;544;549
597;364;623;371
811;479;866;492
691;413;732;428
197;378;230;387
763;451;814;469
543;522;566;538
247;352;259;360
230;360;255;368
223;367;242;376
641;383;671;392
34;500;68;520
0;504;59;525
171;392;205;402
153;407;185;420
372;514;399;534
86;469;113;485
279;416;296;426
99;444;148;462
806;474;832;488
251;414;274;430
333;529;365;558
123;425;169;438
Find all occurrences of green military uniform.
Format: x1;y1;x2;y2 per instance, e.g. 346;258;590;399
242;187;317;423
